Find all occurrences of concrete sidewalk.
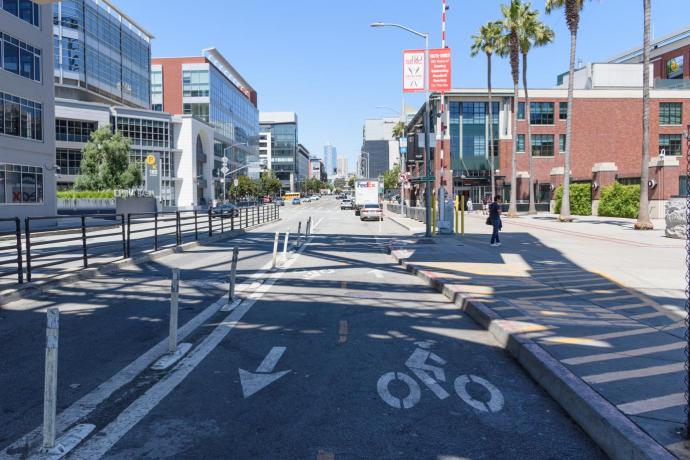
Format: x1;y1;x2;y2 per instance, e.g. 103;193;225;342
385;209;688;459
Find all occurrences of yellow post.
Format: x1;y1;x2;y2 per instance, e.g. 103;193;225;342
454;195;459;234
460;195;465;237
431;194;436;235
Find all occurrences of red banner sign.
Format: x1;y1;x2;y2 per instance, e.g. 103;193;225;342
429;48;452;92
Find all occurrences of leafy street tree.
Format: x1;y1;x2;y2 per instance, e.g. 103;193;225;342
259;171;282;196
383;164;401;190
518;4;555;214
333;177;347;190
471;20;503;199
236;175;257;198
348;176;355;188
635;0;653;230
74;126;142;191
499;0;523;217
545;0;593;222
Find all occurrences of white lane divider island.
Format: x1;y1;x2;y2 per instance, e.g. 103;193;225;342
377;344;505;413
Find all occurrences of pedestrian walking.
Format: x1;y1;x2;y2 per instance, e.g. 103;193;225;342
487;195;503;247
467;198;474;213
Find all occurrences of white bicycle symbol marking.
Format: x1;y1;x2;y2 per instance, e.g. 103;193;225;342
377;347;505;413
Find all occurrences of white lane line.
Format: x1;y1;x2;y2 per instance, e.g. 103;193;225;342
617;392;686;416
255;346;287;373
69;234;313;459
0;223;288;458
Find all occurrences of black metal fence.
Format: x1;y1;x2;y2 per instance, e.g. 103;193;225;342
0;204;279;285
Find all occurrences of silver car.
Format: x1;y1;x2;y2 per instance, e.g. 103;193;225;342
360;203;383;221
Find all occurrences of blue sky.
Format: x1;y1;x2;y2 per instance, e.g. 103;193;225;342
117;0;687;171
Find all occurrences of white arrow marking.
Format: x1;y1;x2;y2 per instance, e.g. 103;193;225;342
239;346;290;398
368;269;384;279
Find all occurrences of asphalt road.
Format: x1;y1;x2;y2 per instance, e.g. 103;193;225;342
1;198;604;459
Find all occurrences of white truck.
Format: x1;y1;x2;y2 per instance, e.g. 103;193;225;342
354;179;380;215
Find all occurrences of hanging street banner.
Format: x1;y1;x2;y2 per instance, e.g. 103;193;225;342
403;50;425;93
429;48;452;92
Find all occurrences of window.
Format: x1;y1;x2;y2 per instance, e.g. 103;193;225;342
151;104;163;112
559;134;566;152
182;70;210;97
659;134;682;156
115;116;170;148
666;55;684;79
517;102;525;120
0;32;42;82
0;163;43;203
559;102;568;120
531;134;555;156
530;102;554;125
55;119;96;143
183;103;209;122
660;102;682;125
56;148;82;175
2;0;40;27
3;35;19;74
517;134;525;152
0;91;41;141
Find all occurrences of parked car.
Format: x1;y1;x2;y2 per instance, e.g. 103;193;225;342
302;196;312;203
341;199;353;210
275;198;285;206
311;195;320;201
211;203;239;218
262;196;271;204
360;203;383;221
291;198;301;205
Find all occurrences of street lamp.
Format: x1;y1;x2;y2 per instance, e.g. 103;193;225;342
361;151;370;178
371;21;432;237
221;142;248;203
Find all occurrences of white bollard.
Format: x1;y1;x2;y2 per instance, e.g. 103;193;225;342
169;268;180;354
42;307;59;450
282;231;290;260
297;222;302;246
228;246;239;303
271;231;279;269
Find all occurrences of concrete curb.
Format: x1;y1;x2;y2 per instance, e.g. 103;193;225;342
383;210;424;233
388;242;676;460
0;218;281;308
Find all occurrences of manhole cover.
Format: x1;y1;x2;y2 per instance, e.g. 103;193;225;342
344;291;382;299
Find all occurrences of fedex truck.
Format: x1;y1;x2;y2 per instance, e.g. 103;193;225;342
354;179;379;215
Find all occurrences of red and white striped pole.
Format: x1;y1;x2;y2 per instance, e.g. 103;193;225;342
438;1;450;227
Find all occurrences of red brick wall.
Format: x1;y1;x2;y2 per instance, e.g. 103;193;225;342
652;44;690;80
151;57;207;115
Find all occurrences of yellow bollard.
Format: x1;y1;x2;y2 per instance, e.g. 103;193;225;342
454;195;459;234
460;195;465;237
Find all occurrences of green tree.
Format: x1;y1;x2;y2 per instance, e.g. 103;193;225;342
518;5;555;214
236;175;256;198
499;0;523;218
383;164;401;190
74;126;142;191
545;0;594;222
635;0;653;230
392;121;406;140
471;20;503;199
260;171;282;196
333;177;347;189
347;176;355;188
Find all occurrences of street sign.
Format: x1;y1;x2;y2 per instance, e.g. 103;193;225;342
429;48;452;92
403;50;425;93
400;146;408;155
234;179;239;187
221;166;230;175
400;136;407;144
222;157;229;165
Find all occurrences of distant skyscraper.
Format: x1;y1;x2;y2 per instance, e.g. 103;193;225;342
336;156;348;176
323;143;337;177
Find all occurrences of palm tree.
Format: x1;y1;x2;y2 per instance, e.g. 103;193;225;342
499;0;523;218
635;0;653;230
519;5;555;214
392;121;406;140
471;21;503;200
545;0;592;222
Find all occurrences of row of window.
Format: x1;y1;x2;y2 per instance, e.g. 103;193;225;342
182;70;210;97
517;101;683;125
2;0;40;27
55;119;96;143
0;91;42;141
1;31;41;82
56;148;82;175
115;117;170;148
0;163;44;204
516;133;684;156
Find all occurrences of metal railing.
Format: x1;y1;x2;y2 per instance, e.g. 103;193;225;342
0;218;22;284
0;204;280;286
387;203;427;223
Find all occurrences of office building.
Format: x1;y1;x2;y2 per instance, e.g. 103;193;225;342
323;142;337;177
309;157;326;182
361;117;398;179
296;143;310;186
336;156;348;177
152;49;260;204
259;112;300;192
0;0;57;219
259;130;272;172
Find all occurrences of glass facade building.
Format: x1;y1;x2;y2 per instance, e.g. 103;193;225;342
449;101;499;176
53;0;152;109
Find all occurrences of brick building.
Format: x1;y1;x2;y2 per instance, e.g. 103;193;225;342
404;62;689;217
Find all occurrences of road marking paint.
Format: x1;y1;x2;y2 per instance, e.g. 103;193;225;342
586;327;658;340
561;342;684;365
454;375;505;413
338;320;348;343
608;303;649;311
583;362;685;384
632;311;667;320
368;269;384;279
617;392;686;415
540;336;612;348
377;372;421;409
239;346;290;398
340;281;347;289
66;235;315;460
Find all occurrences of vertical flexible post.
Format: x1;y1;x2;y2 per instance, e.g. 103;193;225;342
282;231;290;260
81;215;88;268
194;210;199;241
154;213;159;251
208;209;213;237
228;246;239;303
25;218;32;282
169;268;180;353
15;217;23;284
127;214;132;259
120;214;126;258
271;231;279;270
176;211;181;245
42;308;59;450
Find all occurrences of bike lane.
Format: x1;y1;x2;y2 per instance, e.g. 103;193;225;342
84;211;605;459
